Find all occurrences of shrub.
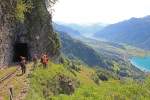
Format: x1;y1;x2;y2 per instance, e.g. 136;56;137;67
44;74;79;96
70;63;81;72
91;73;100;84
98;73;108;81
119;70;130;77
15;0;32;22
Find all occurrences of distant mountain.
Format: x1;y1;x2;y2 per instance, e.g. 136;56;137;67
53;22;106;37
94;16;150;50
65;23;106;37
53;23;81;37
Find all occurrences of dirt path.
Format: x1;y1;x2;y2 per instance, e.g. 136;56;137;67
0;63;33;100
15;63;33;100
0;68;19;85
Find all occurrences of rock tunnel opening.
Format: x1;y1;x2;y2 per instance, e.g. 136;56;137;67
13;43;29;62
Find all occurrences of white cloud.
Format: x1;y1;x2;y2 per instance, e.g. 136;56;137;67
52;0;150;24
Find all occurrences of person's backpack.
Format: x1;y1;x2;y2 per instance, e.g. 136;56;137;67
40;58;44;63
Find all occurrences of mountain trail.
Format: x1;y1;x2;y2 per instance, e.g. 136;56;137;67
0;63;33;100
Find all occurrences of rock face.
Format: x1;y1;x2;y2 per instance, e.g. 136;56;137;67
0;0;60;68
0;0;16;67
25;0;59;56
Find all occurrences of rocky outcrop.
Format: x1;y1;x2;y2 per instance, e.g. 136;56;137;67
0;0;60;68
0;0;16;67
25;0;60;56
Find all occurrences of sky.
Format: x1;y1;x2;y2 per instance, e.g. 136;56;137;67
52;0;150;24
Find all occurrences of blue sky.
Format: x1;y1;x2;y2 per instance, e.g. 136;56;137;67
52;0;150;24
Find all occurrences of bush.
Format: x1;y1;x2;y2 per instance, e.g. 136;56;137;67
91;73;100;84
61;58;81;72
70;63;81;72
119;70;130;77
44;74;79;96
15;0;32;22
95;68;120;80
98;73;108;81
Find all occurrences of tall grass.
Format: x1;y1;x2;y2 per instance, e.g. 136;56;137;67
26;62;150;100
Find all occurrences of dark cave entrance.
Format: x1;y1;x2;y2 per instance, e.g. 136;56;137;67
13;43;29;62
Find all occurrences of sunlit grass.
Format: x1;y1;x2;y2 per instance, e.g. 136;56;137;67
26;62;150;100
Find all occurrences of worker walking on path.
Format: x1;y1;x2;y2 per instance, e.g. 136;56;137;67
20;56;27;75
32;54;38;69
40;54;49;68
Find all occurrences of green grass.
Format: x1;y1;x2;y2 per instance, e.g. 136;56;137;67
26;62;76;100
26;62;150;100
52;79;150;100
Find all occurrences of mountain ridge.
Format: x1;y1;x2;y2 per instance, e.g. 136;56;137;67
53;23;81;37
94;15;150;50
54;22;106;37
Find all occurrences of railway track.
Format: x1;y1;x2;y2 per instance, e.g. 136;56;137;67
0;63;32;100
0;67;19;84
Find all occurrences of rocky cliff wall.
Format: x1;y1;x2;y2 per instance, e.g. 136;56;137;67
0;0;60;68
0;0;16;67
25;0;60;57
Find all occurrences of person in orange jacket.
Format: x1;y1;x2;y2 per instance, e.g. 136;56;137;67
40;54;48;68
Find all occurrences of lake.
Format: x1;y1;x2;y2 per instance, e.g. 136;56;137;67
130;56;150;72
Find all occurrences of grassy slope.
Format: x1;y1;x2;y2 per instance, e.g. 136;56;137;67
60;33;145;79
26;62;150;100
